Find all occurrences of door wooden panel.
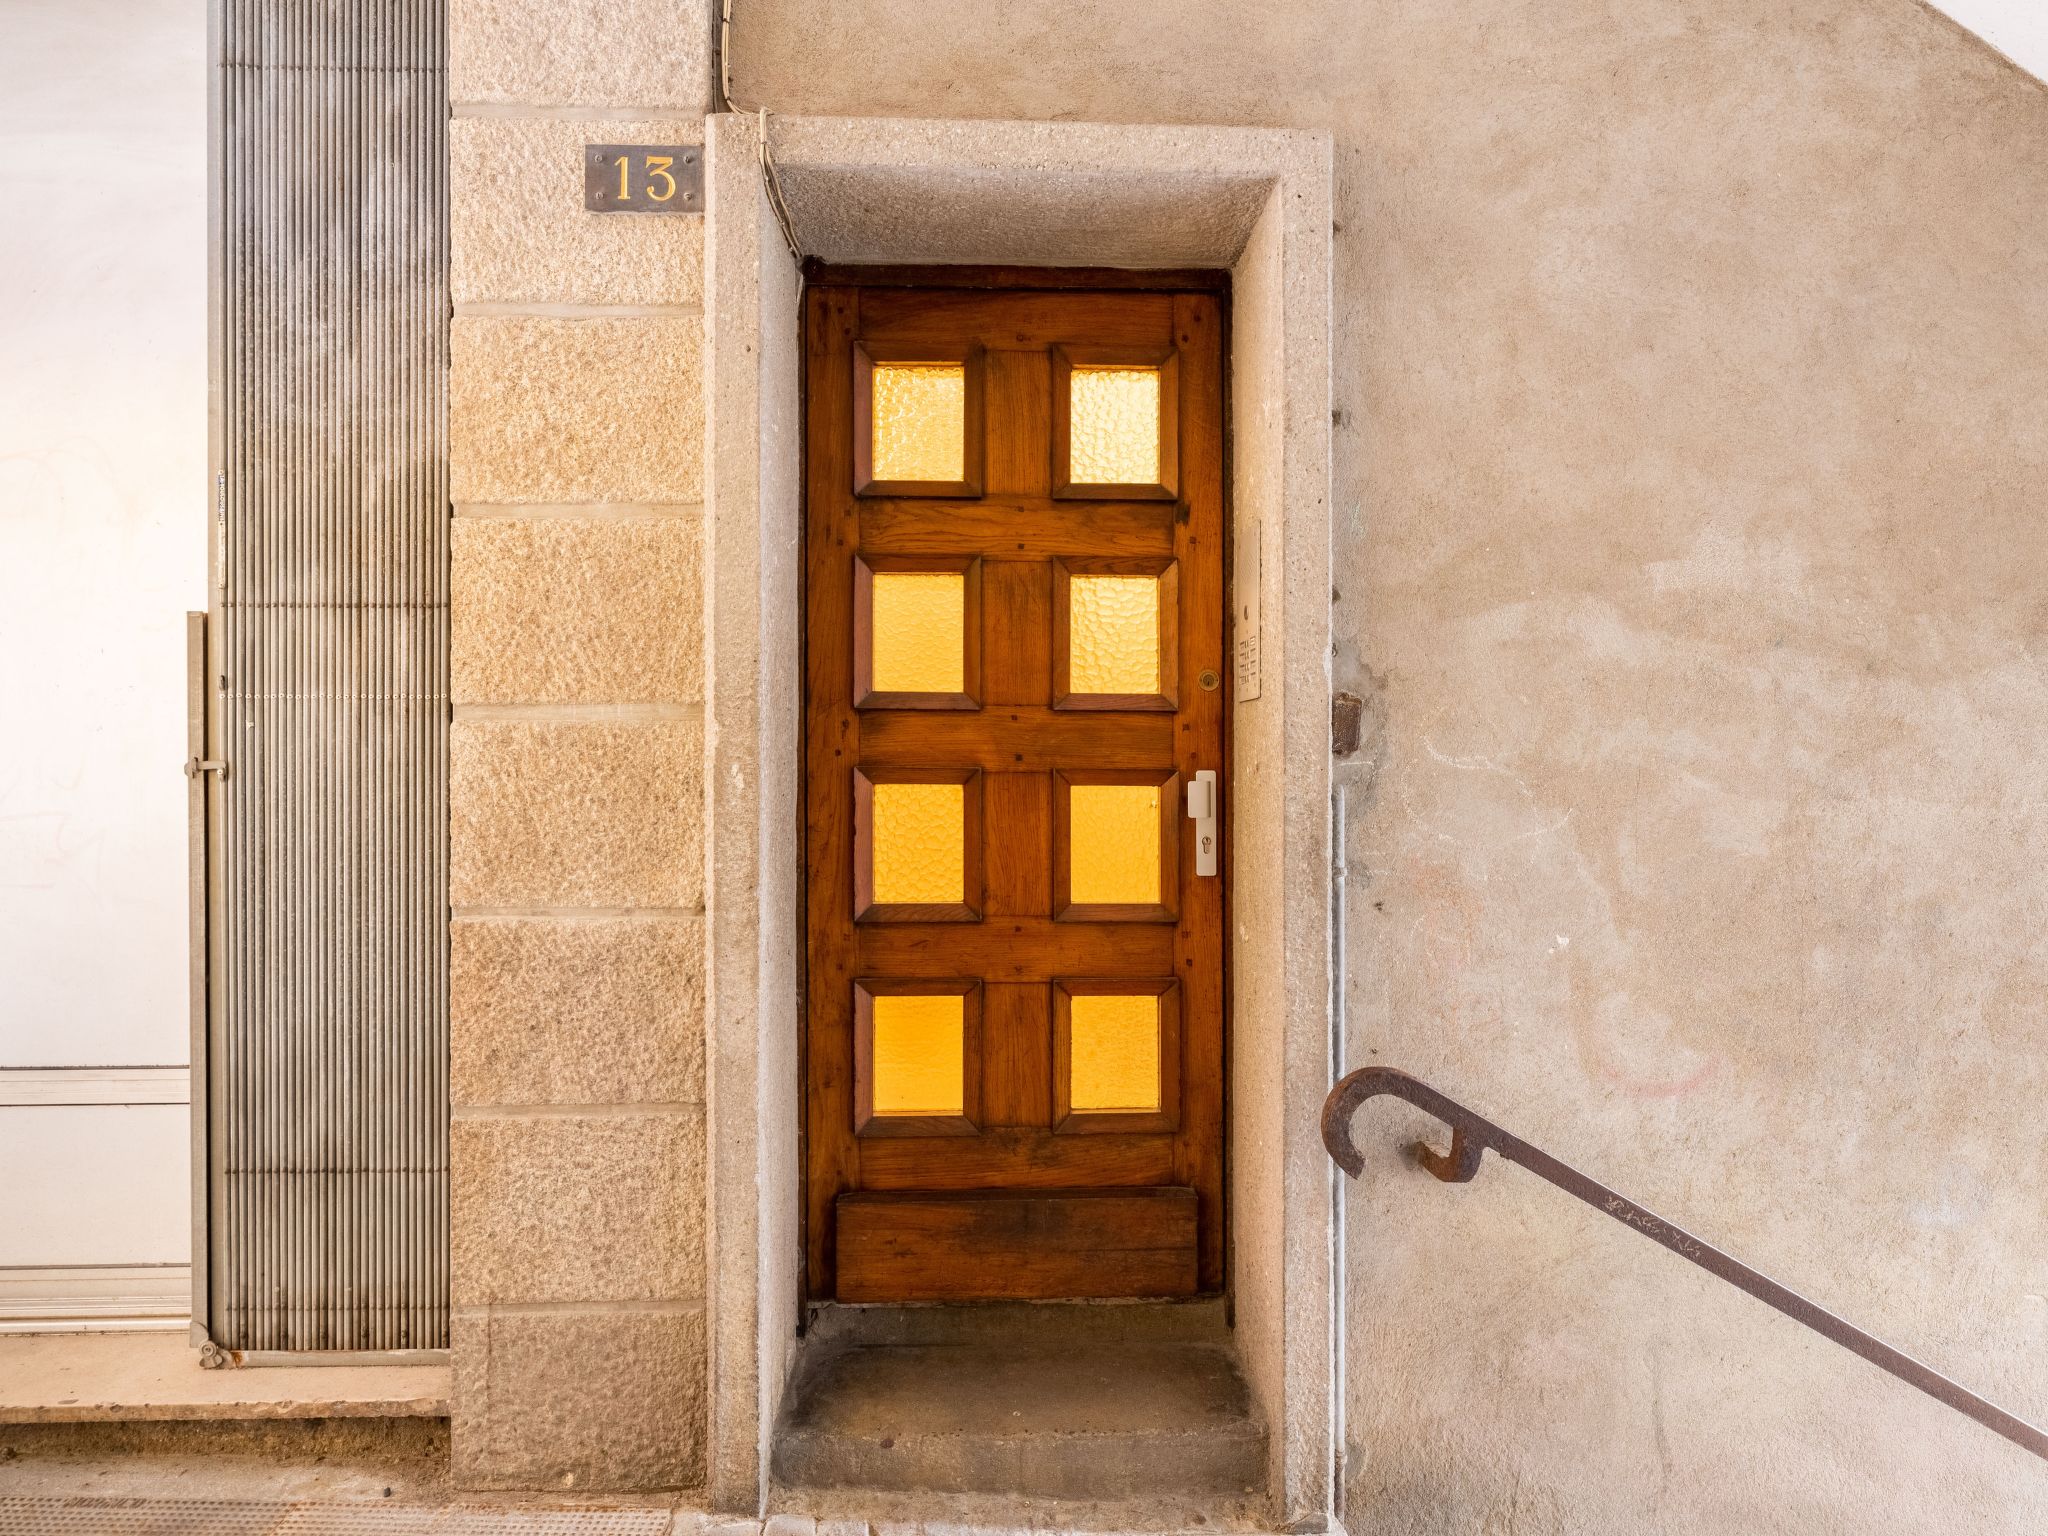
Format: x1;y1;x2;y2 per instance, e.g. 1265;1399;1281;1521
804;277;1226;1302
835;1188;1199;1303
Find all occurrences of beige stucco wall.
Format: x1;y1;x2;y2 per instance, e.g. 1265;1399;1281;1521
730;1;2048;1530
445;0;713;1491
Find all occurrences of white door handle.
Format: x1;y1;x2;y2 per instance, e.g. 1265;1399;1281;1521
1187;770;1218;876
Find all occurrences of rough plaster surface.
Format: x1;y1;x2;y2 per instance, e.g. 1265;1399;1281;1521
450;315;704;504
764;116;1305;269
732;1;2048;1530
451;915;706;1106
452;117;705;307
448;0;712;110
451;1110;705;1305
449;718;704;909
452;1307;707;1491
452;515;704;704
774;163;1273;269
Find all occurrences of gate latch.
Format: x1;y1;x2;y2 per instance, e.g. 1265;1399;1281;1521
1187;770;1218;877
185;758;229;781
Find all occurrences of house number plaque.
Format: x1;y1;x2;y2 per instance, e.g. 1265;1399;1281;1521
583;144;702;212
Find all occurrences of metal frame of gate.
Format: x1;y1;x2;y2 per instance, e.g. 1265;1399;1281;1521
192;0;450;1361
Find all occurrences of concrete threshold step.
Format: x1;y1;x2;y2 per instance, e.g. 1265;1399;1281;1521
773;1305;1266;1505
0;1331;449;1423
803;1297;1234;1349
767;1491;1273;1533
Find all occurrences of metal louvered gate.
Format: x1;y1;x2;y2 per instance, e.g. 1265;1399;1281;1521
196;0;449;1354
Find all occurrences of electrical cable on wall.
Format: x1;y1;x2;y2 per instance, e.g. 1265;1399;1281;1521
718;0;803;265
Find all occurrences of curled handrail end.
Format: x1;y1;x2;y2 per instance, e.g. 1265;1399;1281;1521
1323;1065;1489;1183
1320;1065;1418;1179
1321;1086;1367;1177
1326;1138;1365;1180
1318;1067;1373;1177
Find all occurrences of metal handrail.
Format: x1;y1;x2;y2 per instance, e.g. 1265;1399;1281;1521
1321;1066;2048;1463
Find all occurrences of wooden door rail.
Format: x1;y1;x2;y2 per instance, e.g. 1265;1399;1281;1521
1321;1066;2048;1463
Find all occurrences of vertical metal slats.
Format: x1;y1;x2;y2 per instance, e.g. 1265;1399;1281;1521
209;0;448;1352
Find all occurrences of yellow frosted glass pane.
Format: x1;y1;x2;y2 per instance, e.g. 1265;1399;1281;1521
870;781;964;905
1069;366;1160;485
871;362;965;482
1069;575;1160;695
1070;993;1160;1112
1068;784;1160;905
870;570;965;694
872;993;964;1116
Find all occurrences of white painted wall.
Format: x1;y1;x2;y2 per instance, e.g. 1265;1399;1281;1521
1932;0;2048;79
0;0;206;1316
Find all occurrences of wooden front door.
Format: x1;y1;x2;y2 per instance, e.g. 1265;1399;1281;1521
803;273;1226;1303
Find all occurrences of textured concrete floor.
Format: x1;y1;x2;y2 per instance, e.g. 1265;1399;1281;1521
0;1332;448;1423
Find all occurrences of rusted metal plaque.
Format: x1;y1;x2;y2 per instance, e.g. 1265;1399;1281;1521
583;143;702;213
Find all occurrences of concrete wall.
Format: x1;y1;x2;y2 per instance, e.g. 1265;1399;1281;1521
445;0;713;1489
0;0;204;1317
730;1;2048;1531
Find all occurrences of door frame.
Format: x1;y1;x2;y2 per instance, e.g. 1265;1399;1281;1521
703;114;1335;1524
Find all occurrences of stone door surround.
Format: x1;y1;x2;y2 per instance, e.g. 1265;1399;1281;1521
703;113;1334;1523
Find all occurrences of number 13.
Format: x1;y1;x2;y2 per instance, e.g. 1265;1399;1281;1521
615;154;678;203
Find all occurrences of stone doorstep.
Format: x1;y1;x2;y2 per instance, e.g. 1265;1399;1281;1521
749;1531;1277;1536
0;1330;450;1423
759;1500;1278;1536
771;1322;1268;1508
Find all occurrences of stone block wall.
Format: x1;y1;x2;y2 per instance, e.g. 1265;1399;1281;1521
446;0;712;1493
